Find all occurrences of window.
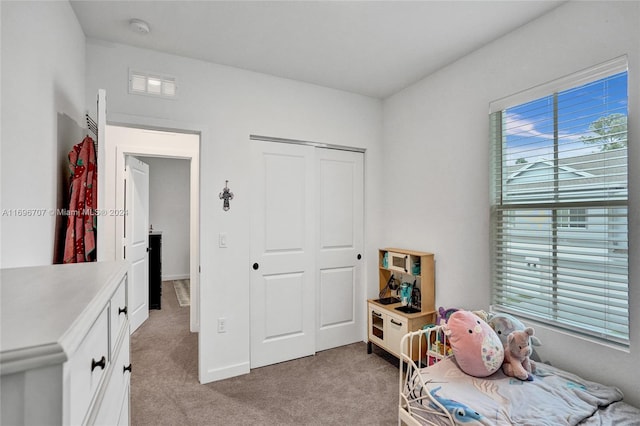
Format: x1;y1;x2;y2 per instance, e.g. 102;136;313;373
557;208;587;229
489;57;629;345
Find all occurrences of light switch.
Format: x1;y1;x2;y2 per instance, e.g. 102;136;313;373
219;232;228;248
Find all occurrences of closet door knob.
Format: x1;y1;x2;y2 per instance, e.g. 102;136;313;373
119;306;128;316
91;356;106;372
123;363;132;374
357;254;362;260
252;263;259;270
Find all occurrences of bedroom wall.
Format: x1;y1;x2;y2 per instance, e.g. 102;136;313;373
141;156;191;281
84;40;384;382
382;0;639;406
0;1;86;267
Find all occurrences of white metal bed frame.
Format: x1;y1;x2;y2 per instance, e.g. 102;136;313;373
398;325;455;426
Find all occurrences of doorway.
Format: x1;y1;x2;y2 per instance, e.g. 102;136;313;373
138;155;191;312
102;125;201;335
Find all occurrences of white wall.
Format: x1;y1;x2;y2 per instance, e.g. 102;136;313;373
141;156;190;281
85;40;384;382
383;1;640;406
0;1;86;267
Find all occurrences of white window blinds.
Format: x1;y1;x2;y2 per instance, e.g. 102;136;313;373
489;57;629;345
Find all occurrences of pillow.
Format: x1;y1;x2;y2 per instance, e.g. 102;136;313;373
445;310;504;377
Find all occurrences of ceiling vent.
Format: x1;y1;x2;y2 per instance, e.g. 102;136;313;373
129;69;177;99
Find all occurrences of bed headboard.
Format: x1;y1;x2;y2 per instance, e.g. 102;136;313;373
400;324;452;368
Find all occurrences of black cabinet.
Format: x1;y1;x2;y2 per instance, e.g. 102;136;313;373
149;233;162;310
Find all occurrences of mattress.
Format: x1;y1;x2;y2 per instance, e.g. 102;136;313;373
405;357;639;425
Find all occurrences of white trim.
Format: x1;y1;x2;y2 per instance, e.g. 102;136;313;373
201;362;250;383
162;274;190;281
490;55;628;113
250;134;366;153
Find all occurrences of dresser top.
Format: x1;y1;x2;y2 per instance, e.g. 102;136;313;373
1;261;128;374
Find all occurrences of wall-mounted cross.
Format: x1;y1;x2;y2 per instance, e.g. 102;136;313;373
219;180;234;211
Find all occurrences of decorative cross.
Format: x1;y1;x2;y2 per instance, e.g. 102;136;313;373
219;180;234;211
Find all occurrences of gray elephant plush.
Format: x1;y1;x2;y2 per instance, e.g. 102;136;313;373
488;313;542;347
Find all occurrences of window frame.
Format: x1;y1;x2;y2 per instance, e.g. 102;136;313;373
489;57;629;346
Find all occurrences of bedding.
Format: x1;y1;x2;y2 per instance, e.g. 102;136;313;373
399;326;640;426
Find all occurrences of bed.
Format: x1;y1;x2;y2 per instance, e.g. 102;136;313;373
398;325;640;425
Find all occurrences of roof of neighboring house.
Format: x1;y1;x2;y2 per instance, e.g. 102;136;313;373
505;149;627;196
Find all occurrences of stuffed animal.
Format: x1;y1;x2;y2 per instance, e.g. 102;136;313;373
438;306;459;325
472;310;490;323
445;310;503;377
488;313;542;348
502;327;537;381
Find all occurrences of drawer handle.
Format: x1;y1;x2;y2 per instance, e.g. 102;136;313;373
118;306;128;316
91;356;106;372
123;363;132;374
372;311;382;318
390;319;403;327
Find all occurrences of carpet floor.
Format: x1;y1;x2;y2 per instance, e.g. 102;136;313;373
131;282;400;425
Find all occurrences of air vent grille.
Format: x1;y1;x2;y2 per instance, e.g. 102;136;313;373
129;70;177;99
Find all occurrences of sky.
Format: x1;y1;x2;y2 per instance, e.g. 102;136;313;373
503;71;628;165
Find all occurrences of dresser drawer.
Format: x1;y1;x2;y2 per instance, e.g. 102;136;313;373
67;307;110;425
93;331;130;426
110;276;128;353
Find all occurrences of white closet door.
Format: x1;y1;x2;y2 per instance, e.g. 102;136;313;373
124;156;150;333
316;149;364;351
250;141;316;368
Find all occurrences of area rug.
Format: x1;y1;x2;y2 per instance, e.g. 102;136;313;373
173;280;190;307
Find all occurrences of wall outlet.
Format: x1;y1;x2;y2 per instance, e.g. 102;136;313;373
217;317;226;333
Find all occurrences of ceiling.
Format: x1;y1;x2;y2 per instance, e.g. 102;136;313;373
70;1;565;99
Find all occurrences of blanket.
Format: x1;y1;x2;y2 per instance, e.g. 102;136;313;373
408;357;625;425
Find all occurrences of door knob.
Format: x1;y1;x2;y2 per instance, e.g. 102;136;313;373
252;263;259;270
357;254;362;260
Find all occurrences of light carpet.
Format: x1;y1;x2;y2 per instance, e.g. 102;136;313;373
130;281;399;425
172;279;190;307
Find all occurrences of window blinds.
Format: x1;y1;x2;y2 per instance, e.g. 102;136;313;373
489;58;629;345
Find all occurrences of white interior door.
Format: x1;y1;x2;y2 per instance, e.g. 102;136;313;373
125;156;150;333
316;149;364;351
250;141;316;368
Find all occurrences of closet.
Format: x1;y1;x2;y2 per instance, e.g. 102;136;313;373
249;137;364;368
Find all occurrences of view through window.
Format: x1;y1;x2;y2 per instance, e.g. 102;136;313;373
490;59;629;345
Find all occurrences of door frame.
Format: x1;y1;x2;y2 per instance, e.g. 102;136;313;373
101;114;202;334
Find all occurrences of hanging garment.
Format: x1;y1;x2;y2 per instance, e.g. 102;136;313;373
63;136;97;263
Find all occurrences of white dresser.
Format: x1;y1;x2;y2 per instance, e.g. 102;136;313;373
0;261;131;425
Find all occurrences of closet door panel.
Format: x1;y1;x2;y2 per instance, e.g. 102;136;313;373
319;267;355;328
316;149;364;351
250;141;316;368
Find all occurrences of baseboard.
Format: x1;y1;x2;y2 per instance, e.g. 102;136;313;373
199;361;250;384
162;273;190;281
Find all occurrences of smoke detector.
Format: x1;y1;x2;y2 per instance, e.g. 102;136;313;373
129;19;150;35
